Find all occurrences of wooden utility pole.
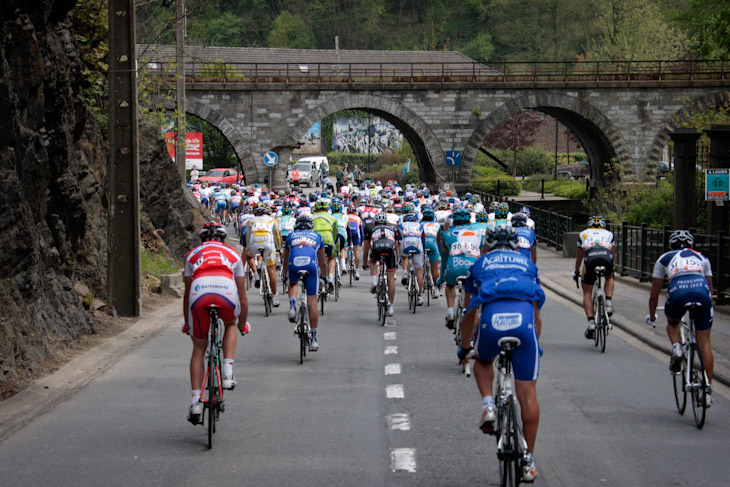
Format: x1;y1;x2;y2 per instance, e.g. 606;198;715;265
108;0;141;316
176;0;186;182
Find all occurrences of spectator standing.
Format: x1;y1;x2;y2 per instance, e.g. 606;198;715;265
189;165;199;184
335;165;345;192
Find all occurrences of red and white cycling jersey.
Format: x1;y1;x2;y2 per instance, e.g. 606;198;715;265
184;241;245;280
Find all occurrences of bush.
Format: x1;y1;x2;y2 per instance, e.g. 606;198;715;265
471;167;521;196
522;175;587;199
626;181;673;227
402;168;420;186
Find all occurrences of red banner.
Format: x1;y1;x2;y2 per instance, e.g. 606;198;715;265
165;132;203;169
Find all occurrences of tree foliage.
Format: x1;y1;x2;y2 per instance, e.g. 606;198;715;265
484;110;545;176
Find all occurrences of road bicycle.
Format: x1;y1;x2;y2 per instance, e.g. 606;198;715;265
453;276;472;376
493;337;530;486
672;302;711;429
318;279;328;316
575;266;611;353
422;254;433;307
346;244;355;287
406;250;419;314
333;253;342;301
375;253;389;326
257;249;273;316
294;270;313;364
200;305;225;449
276;249;288;295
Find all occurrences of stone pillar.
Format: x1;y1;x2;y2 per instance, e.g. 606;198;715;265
705;125;730;235
669;128;701;229
271;148;292;191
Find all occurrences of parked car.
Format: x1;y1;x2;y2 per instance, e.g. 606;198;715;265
554;159;590;179
199;168;242;186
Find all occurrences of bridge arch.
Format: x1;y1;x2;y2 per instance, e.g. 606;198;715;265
286;94;448;186
157;99;261;183
463;93;632;186
649;90;730;166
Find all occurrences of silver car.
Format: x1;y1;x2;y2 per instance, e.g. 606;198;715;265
287;161;317;188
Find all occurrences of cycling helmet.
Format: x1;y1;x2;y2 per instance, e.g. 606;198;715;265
331;203;343;213
669;229;694;250
372;193;383;204
253;203;268;216
314;200;329;212
520;206;531;217
486;226;519;251
495;204;509;219
421;207;435;221
281;206;292;215
199;222;227;242
588;215;606;229
489;201;500;213
403;203;415;214
374;212;388;225
294;215;314;230
475;211;488;223
403;213;418;223
438;201;449;211
511;213;528;227
346;206;357;214
452;208;472;225
309;193;319;203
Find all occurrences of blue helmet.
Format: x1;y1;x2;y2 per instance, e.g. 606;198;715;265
295;215;313;230
452;208;471;225
511;213;528;227
403;213;418;222
421;207;435;221
486;226;519;251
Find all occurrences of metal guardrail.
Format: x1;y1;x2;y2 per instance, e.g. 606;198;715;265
139;59;730;86
608;223;729;304
470;189;574;251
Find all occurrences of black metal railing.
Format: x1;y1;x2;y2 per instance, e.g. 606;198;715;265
138;59;730;86
608;223;729;303
470;189;574;250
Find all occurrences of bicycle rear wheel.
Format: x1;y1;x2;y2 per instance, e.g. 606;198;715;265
689;343;707;429
597;299;606;353
319;291;325;315
298;310;307;364
498;401;519;487
207;348;216;449
673;353;687;415
379;279;387;326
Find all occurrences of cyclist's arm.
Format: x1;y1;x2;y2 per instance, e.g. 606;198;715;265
648;277;663;322
574;247;584;274
282;247;290;276
183;275;192;329
533;301;541;338
460;297;477;350
317;247;327;278
235;275;249;331
531;244;537;264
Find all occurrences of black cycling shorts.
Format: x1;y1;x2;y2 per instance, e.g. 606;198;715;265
369;239;397;271
582;248;614;286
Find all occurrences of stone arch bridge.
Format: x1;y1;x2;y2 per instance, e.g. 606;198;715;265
142;46;730;190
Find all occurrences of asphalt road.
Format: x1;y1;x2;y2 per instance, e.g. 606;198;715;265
0;264;728;486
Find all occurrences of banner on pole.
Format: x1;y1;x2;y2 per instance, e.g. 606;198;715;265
165;132;203;169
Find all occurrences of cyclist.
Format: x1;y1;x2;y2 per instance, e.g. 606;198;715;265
331;200;349;274
511;213;537;264
399;209;425;306
493;202;511;229
346;206;364;280
472;210;489;244
283;215;328;351
520;206;536;230
573;215;615;339
647;230;714;406
278;204;296;242
244;203;282;307
421;206;442;300
213;186;229;225
312;199;338;293
183;223;250;424
439;207;483;329
229;190;242;224
458;226;544;482
366;211;401;317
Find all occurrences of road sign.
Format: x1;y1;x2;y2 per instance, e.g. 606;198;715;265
705;168;729;201
446;151;461;166
263;151;278;167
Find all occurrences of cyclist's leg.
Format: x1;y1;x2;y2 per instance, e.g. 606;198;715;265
604;275;615;301
190;336;207;391
581;281;594;317
386;249;397;304
413;251;425;292
514;380;539;452
696;329;714;384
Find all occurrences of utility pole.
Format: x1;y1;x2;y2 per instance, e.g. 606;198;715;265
108;0;140;316
554;118;558;180
176;0;186;182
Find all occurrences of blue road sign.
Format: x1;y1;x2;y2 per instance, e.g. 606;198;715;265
706;168;729;201
446;151;461;167
263;151;278;167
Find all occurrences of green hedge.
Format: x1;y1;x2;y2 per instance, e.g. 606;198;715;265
472;176;521;196
522;175;587;199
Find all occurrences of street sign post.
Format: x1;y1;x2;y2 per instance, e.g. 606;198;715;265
705;168;729;201
264;151;278;188
446;151;461;166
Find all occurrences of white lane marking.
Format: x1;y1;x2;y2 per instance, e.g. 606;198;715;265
390;448;416;472
385;363;401;375
386;384;404;398
385;345;398;355
387;413;411;431
384;332;397;340
384;320;396;327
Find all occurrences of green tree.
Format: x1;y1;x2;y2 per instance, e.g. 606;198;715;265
267;11;316;49
671;0;730;59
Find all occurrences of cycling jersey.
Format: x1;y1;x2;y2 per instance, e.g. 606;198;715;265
422;221;442;263
286;229;323;296
653;248;713;329
399;220;425;268
440;224;483;286
184;241;245;339
365;223;400;271
578;228;614;251
514;226;537;261
245;215;281;265
347;213;364;246
279;214;296;238
312;211;338;256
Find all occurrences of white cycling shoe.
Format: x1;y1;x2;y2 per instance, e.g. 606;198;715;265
187;402;203;425
521;453;537;482
222;375;237;390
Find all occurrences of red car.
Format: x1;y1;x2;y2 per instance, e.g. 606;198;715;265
198;168;243;186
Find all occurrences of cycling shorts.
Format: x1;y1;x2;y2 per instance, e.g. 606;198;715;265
424;239;440;263
288;254;320;296
201;196;209;208
215;201;227;213
322;243;335;259
335;233;346;253
582;248;614;286
400;238;424;269
443;256;477;286
247;240;277;266
230;204;240;212
665;275;713;330
349;227;363;246
187;276;240;340
473;299;539;381
370;239;397;271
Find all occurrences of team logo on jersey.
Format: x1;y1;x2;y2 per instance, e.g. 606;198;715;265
491;313;522;331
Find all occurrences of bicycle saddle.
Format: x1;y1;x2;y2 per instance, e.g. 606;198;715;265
497;337;521;351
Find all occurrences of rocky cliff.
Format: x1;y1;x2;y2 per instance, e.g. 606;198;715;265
0;0;201;394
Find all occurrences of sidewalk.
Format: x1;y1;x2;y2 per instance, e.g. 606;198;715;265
536;245;730;387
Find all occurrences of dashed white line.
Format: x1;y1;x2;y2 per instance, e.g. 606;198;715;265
385;363;401;375
390;448;417;472
385;345;398;355
384;332;397;340
387;413;411;431
386;384;404;398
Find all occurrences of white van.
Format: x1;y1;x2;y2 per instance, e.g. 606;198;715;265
299;156;328;175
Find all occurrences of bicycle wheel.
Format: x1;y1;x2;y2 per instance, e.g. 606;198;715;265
410;278;417;314
673;352;687;415
207;345;216;449
597;298;606;353
319;291;325;315
298;309;306;364
379;278;387;326
689;343;707;429
498;401;518;487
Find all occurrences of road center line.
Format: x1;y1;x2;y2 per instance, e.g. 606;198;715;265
387;413;411;430
385;345;398;354
390;448;416;472
384;332;397;340
386;384;404;398
385;363;401;375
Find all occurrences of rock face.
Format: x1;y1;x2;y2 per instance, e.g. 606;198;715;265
0;0;202;392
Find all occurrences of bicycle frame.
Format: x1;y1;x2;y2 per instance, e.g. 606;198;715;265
592;267;610;352
377;254;389;325
200;306;225;449
296;270;312;364
407;251;418;314
676;305;711;428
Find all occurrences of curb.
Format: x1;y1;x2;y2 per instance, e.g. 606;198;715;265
540;275;730;389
